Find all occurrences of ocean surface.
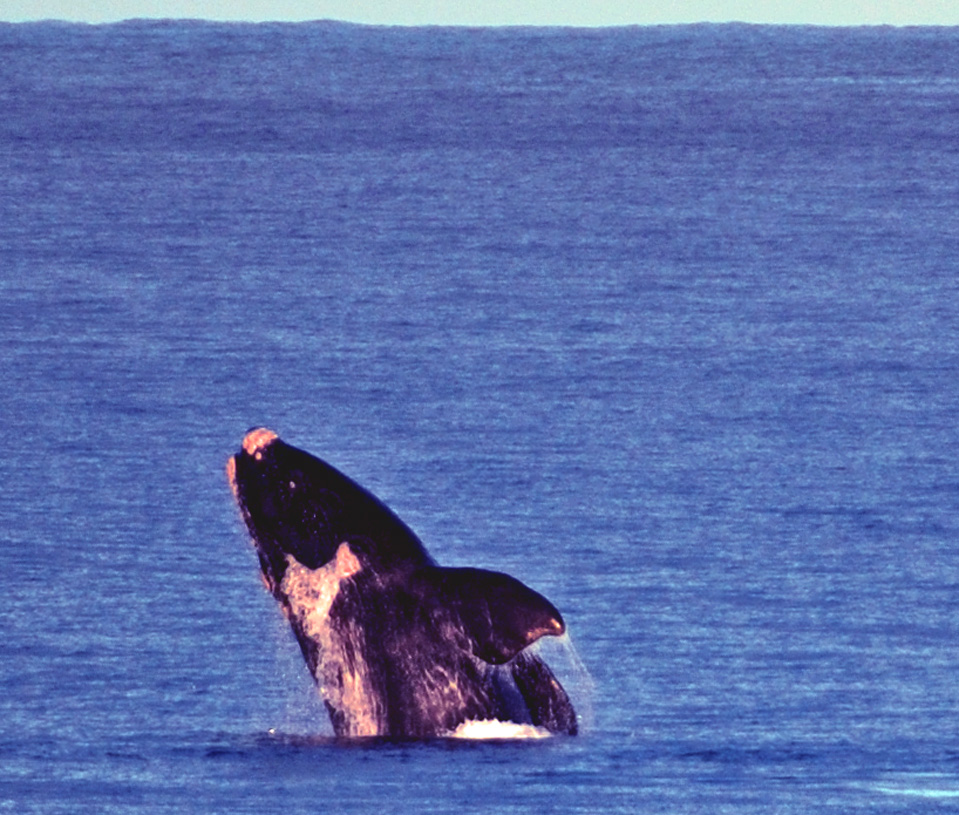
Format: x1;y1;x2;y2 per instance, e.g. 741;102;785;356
3;19;959;813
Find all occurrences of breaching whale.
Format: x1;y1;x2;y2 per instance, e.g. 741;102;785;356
227;428;578;738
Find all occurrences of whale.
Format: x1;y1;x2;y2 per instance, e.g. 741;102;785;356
227;428;578;738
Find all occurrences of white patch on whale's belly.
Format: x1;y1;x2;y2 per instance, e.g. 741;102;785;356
280;542;383;736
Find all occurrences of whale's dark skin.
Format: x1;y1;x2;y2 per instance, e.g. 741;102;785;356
227;428;577;738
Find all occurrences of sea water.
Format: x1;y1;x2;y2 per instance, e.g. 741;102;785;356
2;20;959;813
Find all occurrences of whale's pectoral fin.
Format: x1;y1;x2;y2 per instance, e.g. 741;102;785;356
418;567;566;665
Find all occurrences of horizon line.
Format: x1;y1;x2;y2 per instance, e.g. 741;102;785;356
3;16;958;29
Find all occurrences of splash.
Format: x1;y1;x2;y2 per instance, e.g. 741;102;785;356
448;719;553;740
528;630;595;734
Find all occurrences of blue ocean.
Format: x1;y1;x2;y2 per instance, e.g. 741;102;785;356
3;19;959;812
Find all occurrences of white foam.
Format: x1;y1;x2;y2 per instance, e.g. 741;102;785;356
448;719;553;740
871;773;959;798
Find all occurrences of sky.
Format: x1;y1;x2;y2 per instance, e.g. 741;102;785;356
3;0;959;26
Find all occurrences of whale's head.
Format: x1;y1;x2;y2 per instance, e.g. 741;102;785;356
227;428;339;592
228;428;432;593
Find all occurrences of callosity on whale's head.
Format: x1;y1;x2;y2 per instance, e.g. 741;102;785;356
227;427;433;594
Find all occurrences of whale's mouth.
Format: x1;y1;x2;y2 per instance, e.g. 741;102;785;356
226;428;278;501
226;427;288;588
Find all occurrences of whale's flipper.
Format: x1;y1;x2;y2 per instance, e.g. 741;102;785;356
412;567;566;665
342;565;576;736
